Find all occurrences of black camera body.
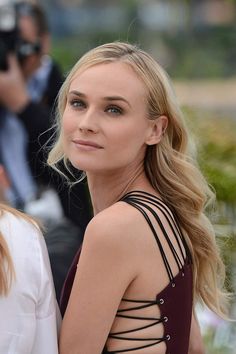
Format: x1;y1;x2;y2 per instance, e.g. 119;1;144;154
0;2;41;71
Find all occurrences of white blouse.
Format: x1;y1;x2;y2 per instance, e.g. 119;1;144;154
0;211;61;354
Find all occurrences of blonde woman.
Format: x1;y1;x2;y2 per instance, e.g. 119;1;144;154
0;204;61;353
48;42;228;354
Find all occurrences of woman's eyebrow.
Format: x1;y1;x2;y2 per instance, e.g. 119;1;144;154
103;96;131;107
68;91;131;108
68;90;86;97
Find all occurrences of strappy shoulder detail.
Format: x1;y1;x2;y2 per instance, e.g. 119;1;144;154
104;190;193;354
120;190;192;282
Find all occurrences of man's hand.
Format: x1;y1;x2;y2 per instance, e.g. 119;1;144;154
0;55;29;112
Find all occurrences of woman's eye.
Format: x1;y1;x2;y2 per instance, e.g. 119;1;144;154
69;99;86;109
106;106;123;115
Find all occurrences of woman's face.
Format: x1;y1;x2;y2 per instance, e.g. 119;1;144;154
62;61;154;175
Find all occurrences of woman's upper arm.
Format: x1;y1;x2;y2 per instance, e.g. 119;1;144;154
188;311;205;354
60;210;137;354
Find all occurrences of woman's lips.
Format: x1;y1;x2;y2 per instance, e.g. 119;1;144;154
72;139;103;150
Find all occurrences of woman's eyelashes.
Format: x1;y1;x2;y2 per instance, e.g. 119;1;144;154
69;98;86;109
105;105;123;115
69;98;124;116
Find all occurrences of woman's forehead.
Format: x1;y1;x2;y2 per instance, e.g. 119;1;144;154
69;62;147;99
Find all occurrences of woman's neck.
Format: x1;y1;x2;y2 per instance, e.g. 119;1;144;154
87;164;151;215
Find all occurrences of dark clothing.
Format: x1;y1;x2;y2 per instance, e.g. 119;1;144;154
17;62;61;192
60;245;82;316
103;263;192;354
18;61;92;231
60;190;193;354
44;218;84;302
18;62;62;140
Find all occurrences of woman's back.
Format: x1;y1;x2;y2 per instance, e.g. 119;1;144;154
104;191;193;354
61;191;192;354
0;208;60;354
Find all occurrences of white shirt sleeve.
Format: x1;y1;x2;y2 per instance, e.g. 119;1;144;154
0;212;61;354
31;223;61;354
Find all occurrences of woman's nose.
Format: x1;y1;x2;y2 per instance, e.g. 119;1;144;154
78;109;99;133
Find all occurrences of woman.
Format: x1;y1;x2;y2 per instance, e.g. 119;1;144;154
48;42;228;354
0;203;60;353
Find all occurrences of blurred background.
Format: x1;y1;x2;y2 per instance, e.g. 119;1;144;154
6;0;236;352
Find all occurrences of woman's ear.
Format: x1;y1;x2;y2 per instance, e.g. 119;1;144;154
145;115;168;146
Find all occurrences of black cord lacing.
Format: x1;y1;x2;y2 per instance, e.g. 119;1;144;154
106;190;192;353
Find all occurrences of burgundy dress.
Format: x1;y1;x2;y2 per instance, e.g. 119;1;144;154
60;191;193;354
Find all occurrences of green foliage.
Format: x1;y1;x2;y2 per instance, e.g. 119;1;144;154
166;26;236;78
186;107;236;354
184;107;236;203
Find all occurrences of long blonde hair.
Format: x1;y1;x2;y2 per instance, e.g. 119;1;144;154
48;42;228;317
0;204;39;296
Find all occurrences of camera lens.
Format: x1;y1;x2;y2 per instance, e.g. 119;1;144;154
0;4;18;70
0;40;8;70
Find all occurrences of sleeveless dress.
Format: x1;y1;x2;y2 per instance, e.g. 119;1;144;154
60;191;193;354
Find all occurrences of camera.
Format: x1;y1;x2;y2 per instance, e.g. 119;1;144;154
0;2;41;71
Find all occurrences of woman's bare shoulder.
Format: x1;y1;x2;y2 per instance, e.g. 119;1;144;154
83;201;142;252
88;201;140;234
78;201;141;283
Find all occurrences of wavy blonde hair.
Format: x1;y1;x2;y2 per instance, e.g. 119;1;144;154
0;204;40;296
48;42;228;317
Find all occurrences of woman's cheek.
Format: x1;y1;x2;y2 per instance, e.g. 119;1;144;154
62;114;75;134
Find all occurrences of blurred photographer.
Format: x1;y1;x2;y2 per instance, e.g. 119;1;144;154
0;0;62;209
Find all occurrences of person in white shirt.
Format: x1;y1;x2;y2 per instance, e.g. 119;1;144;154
0;203;61;354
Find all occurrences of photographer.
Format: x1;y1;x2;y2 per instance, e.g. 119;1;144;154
0;1;92;300
0;1;62;208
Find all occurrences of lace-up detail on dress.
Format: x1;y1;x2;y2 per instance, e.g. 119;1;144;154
107;298;170;353
104;191;193;354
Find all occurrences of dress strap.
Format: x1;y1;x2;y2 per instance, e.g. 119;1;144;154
120;190;191;284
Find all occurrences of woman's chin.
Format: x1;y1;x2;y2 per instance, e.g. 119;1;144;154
69;159;95;172
70;160;85;171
